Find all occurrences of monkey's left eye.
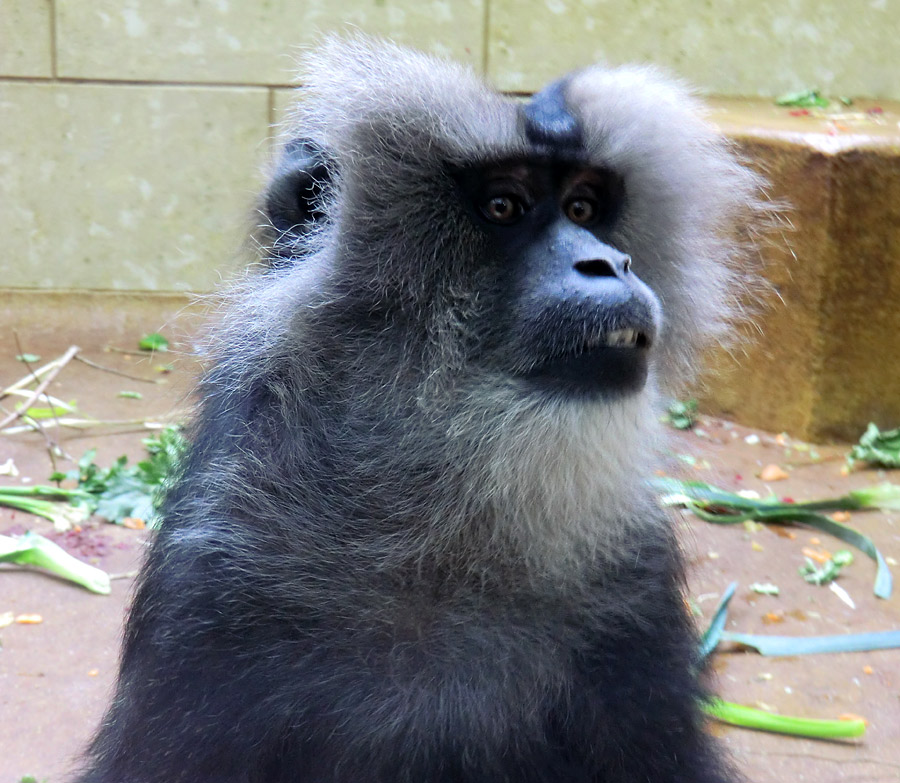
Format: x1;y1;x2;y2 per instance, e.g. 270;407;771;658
565;198;598;225
481;195;525;225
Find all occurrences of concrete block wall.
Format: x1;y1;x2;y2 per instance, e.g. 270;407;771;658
698;103;900;441
2;1;900;440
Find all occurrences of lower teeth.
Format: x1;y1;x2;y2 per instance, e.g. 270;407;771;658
605;330;636;347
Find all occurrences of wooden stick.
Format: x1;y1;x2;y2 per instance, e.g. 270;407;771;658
74;354;160;384
0;345;80;430
1;357;63;397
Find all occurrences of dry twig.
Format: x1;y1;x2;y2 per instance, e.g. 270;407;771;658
0;344;80;431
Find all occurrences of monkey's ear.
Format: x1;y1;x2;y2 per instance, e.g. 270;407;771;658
265;138;334;237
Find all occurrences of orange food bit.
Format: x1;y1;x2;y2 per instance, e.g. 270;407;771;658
769;526;797;539
759;464;790;481
831;511;852;523
15;613;43;624
863;666;874;675
122;517;146;530
801;547;832;563
838;713;868;725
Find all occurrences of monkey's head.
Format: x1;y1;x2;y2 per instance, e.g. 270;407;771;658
259;40;764;408
227;38;773;565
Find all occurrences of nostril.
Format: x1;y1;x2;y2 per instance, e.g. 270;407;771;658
574;258;617;278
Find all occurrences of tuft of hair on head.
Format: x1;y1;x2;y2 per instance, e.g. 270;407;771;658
563;63;777;391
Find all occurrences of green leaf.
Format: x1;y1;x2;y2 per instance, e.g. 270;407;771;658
699;582;737;661
14;404;72;420
15;353;41;363
775;89;829;108
1;428;185;530
721;629;900;656
749;582;780;595
665;399;698;430
849;482;900;510
138;333;169;352
0;532;110;594
47;426;187;526
0;485;92;529
117;390;143;399
654;478;893;599
848;423;900;468
799;550;853;586
704;698;865;739
93;473;155;524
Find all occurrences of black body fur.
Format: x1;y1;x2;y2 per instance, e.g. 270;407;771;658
75;39;767;783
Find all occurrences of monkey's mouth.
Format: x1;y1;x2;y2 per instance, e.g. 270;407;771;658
587;328;650;350
525;326;653;397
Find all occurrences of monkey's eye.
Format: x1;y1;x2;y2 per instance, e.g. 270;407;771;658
565;198;598;225
481;195;525;225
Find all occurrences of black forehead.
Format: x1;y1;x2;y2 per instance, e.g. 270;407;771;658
520;78;582;152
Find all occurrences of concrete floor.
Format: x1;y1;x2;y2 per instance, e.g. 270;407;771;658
1;311;898;782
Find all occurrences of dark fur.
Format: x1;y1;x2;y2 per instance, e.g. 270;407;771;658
75;38;767;783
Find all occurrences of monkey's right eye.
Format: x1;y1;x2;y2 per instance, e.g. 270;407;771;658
481;195;525;225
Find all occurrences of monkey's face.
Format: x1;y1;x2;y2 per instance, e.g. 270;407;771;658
455;159;661;399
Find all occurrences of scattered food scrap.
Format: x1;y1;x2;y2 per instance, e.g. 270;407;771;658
749;583;780;595
829;582;856;609
759;463;789;481
801;546;832;564
799;550;853;586
664;398;698;430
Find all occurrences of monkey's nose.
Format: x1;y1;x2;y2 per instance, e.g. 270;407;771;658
574;255;631;278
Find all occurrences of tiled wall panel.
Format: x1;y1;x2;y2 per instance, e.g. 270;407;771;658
488;0;900;98
56;0;485;83
0;0;53;77
0;82;269;290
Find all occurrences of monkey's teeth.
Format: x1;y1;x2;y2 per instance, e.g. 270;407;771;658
602;329;639;347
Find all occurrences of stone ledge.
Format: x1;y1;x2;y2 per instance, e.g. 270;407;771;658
0;290;208;356
699;99;900;442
